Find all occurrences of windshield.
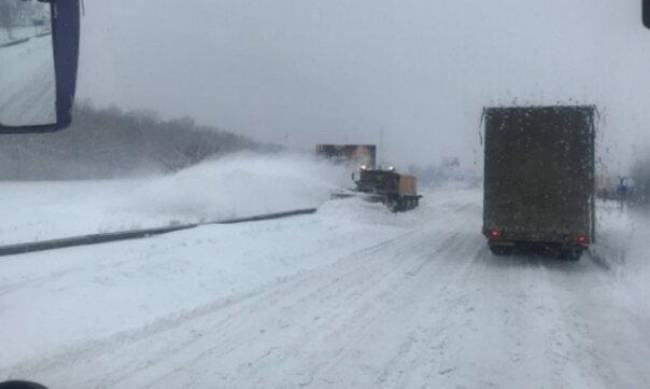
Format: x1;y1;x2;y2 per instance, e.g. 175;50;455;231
1;1;650;388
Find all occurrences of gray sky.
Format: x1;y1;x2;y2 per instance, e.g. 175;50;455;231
77;0;650;173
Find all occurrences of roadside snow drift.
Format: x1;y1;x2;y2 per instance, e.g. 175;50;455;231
125;152;347;221
0;153;347;245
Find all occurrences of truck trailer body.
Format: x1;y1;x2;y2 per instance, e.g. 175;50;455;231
315;144;377;170
482;105;596;260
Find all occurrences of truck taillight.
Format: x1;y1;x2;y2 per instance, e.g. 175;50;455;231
573;234;590;246
488;228;503;240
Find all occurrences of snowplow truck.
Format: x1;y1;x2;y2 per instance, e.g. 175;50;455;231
482;105;596;261
354;168;422;212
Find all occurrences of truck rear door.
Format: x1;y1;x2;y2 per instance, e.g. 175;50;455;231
483;106;595;242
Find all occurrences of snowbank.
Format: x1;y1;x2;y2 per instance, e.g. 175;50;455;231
0;152;347;245
124;152;348;221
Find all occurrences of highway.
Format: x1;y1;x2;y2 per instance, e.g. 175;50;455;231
1;188;648;388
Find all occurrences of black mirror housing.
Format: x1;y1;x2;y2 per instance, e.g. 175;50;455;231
644;0;650;29
0;0;80;134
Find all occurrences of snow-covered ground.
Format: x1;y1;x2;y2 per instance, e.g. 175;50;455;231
0;153;347;245
1;167;650;388
0;27;46;46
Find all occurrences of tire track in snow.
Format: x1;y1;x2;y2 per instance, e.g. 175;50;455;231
131;228;444;388
128;206;482;388
2;225;420;384
8;204;480;388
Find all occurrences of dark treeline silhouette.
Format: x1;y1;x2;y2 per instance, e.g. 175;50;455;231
0;103;279;180
0;1;48;40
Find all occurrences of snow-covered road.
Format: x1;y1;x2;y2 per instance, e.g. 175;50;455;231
1;186;649;388
0;32;56;126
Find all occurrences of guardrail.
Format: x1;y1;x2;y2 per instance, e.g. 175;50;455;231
0;208;317;258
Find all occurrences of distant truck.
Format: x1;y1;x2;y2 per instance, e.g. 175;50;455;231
354;167;421;212
482;105;596;260
316;144;377;170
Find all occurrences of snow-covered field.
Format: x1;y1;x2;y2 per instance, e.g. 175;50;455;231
0;153;347;245
1;161;650;388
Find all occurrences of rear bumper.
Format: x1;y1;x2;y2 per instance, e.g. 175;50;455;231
482;228;591;246
488;239;587;251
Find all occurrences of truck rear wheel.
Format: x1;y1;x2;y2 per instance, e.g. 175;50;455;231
489;245;513;256
559;248;583;261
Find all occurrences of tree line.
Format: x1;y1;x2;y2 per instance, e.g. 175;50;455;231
0;1;48;40
0;103;280;180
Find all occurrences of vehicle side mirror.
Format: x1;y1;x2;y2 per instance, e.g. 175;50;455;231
644;0;650;29
0;0;80;133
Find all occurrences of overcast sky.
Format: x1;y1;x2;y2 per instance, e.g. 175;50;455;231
77;0;650;173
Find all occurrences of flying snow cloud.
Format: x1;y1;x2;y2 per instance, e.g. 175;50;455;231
0;152;349;244
124;152;350;221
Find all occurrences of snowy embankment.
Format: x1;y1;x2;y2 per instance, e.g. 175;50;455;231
0;153;347;245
